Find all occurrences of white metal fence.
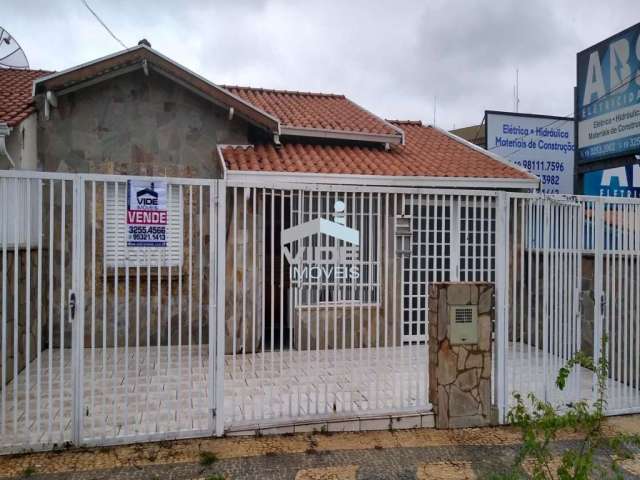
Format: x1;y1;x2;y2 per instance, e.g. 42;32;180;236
0;171;223;451
76;176;221;446
0;173;76;450
2;169;640;452
495;194;640;422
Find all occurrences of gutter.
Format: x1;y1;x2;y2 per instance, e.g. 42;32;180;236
223;169;540;190
0;123;14;168
280;125;403;145
343;97;406;145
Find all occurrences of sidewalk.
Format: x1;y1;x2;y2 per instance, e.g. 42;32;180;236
1;416;640;479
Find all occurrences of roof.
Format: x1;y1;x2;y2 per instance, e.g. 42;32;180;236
30;45;402;144
32;45;281;133
222;85;403;144
220;120;536;182
0;47;536;187
0;68;51;126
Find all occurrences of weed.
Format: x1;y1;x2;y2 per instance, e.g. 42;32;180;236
22;466;36;477
199;450;219;466
206;475;225;480
492;336;640;480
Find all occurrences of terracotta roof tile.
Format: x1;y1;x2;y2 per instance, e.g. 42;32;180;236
0;69;51;126
222;121;534;180
221;85;400;136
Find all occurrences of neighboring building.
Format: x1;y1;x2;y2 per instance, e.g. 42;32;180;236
0;68;50;170
449;124;486;148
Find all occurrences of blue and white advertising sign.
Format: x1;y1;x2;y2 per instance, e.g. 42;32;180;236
577;22;640;164
485;111;575;194
583;164;640;197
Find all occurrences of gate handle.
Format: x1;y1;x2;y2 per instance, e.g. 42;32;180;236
68;290;76;324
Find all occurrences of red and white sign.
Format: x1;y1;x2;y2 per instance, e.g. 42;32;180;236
126;180;168;247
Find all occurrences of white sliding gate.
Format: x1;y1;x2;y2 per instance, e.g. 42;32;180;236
495;194;640;422
4;168;640;452
222;183;497;429
76;175;222;446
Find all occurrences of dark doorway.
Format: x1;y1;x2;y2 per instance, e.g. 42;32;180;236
264;190;292;351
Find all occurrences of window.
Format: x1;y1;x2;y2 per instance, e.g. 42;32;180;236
104;183;183;268
290;193;380;307
0;178;40;249
458;197;496;282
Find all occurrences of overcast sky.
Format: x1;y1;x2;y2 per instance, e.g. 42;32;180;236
3;0;639;129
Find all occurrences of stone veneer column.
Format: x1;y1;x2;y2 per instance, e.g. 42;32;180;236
428;283;494;429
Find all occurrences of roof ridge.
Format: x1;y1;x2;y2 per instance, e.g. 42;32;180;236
0;68;53;74
220;84;345;99
387;119;423;126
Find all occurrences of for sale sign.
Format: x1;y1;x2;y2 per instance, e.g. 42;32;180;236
126;180;168;247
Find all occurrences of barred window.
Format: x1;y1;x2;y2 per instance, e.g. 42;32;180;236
289;193;380;307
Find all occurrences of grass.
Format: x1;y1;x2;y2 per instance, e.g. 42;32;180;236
206;475;225;480
199;450;219;466
22;466;36;477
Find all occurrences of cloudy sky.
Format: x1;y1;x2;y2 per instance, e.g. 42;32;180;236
3;0;638;129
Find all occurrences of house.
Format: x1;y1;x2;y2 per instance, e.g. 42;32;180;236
0;42;536;188
0;42;546;451
0;68;50;169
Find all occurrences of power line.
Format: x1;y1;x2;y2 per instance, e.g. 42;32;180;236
81;0;127;50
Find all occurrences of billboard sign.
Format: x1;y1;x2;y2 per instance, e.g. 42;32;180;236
577;22;640;164
583;163;640;197
485;111;575;194
126;180;168;247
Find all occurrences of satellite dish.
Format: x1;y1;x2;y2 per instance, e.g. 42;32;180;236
0;27;29;69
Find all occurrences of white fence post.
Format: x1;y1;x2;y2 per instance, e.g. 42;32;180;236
592;199;605;400
71;177;85;445
494;191;509;423
214;180;226;436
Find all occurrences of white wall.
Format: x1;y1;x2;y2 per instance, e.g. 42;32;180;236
2;113;38;170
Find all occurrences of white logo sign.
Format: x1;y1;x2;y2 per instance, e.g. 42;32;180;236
282;201;360;283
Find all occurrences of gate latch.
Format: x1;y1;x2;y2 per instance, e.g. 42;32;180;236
68;290;76;323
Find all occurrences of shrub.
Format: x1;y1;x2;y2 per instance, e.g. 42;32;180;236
492;336;640;479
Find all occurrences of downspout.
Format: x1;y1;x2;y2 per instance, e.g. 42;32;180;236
0;123;15;168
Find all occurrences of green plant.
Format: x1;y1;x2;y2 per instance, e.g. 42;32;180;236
492;336;640;479
199;450;219;466
22;466;36;478
206;475;225;480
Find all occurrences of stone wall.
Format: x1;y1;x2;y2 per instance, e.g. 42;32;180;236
0;250;49;387
31;70;250;353
78;182;215;349
428;283;494;429
37;69;248;177
224;187;264;354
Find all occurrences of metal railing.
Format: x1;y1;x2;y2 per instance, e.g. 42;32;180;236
2;169;640;452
